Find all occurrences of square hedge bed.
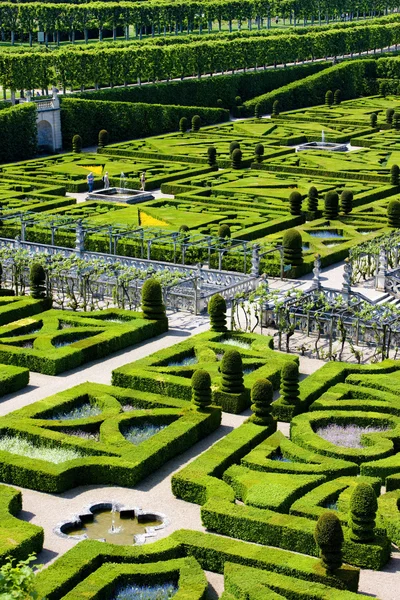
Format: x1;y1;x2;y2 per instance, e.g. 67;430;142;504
0;381;221;493
0;307;168;375
112;330;296;414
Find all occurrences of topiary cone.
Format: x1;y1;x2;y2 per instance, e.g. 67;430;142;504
349;483;378;542
314;512;344;573
250;379;274;426
280;362;300;406
191;369;212;410
208;293;227;332
388;199;400;227
141;278;166;321
220;349;244;394
282;229;303;266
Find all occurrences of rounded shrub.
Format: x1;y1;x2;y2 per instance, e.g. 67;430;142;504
191;115;201;132
289;191;303;216
349;483;378;542
141;278;166;321
254;143;264;162
72;134;82;153
235;96;242;106
272;100;279;116
254;103;261;119
220;349;244;394
307;186;319;212
394;112;400;130
208;293;227;332
324;191;339;219
229;141;240;156
231;148;242;169
280;362;300;406
216;98;224;108
387;199;400;227
370;112;378;127
30;263;46;299
379;81;387;97
391;164;400;185
218;224;231;239
191;369;212;410
282;229;303;266
207;146;217;167
179;117;188;134
250;379;274;426
333;89;341;105
386;108;395;124
325;90;333;107
314;512;344;573
340;189;353;214
179;224;189;233
98;129;109;148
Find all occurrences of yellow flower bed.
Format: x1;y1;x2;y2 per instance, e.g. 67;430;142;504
139;211;168;227
81;165;104;176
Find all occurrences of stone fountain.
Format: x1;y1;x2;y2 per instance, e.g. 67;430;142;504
296;130;348;152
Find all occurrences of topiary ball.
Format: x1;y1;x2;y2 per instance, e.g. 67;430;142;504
340;189;353;214
314;512;344;572
72;134;82;153
282;229;303;267
191;369;212;410
250;378;275;426
231;148;242;169
280;361;300;406
98;129;109;148
191;115;201;132
391;164;400;185
207;146;217;166
229;141;240;155
289;191;303;216
220;349;244;394
349;482;378;542
221;349;242;373
324;191;339;219
218;224;231;239
179;117;188;133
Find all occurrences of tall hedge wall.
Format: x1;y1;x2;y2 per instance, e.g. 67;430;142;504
244;60;376;115
74;62;329;109
0;103;36;163
61;99;229;147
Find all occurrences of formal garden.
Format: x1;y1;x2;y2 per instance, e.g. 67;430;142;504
1;5;400;599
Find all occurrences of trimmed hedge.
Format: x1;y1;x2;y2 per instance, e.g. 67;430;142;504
0;308;168;375
0;382;221;493
0;296;49;327
377;490;400;546
61;99;229;148
0;364;29;398
34;530;361;600
0;484;43;565
0;103;37;164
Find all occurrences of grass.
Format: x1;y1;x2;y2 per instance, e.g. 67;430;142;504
0;435;84;463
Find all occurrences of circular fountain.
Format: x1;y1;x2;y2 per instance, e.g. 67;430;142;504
54;501;168;545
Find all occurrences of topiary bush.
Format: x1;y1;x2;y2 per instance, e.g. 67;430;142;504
272;100;279;116
307;186;319;212
208;294;227;332
218;224;231;239
280;362;300;406
254;103;261;119
379;81;387;97
216;99;223;108
179;117;188;134
249;379;274;426
391;164;400;185
98;129;109;148
141;278;166;321
349;483;378;543
289;191;303;216
207;146;217;167
72;135;82;153
325;90;333;107
333;89;341;105
387;199;400;227
386;108;394;124
231;148;242;169
29;264;46;300
220;349;244;395
324;191;339;219
314;512;344;573
235;96;242;106
254;143;264;163
340;190;353;214
191;115;201;132
370;112;377;127
229;141;240;156
192;369;212;410
282;229;303;266
394;112;400;130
